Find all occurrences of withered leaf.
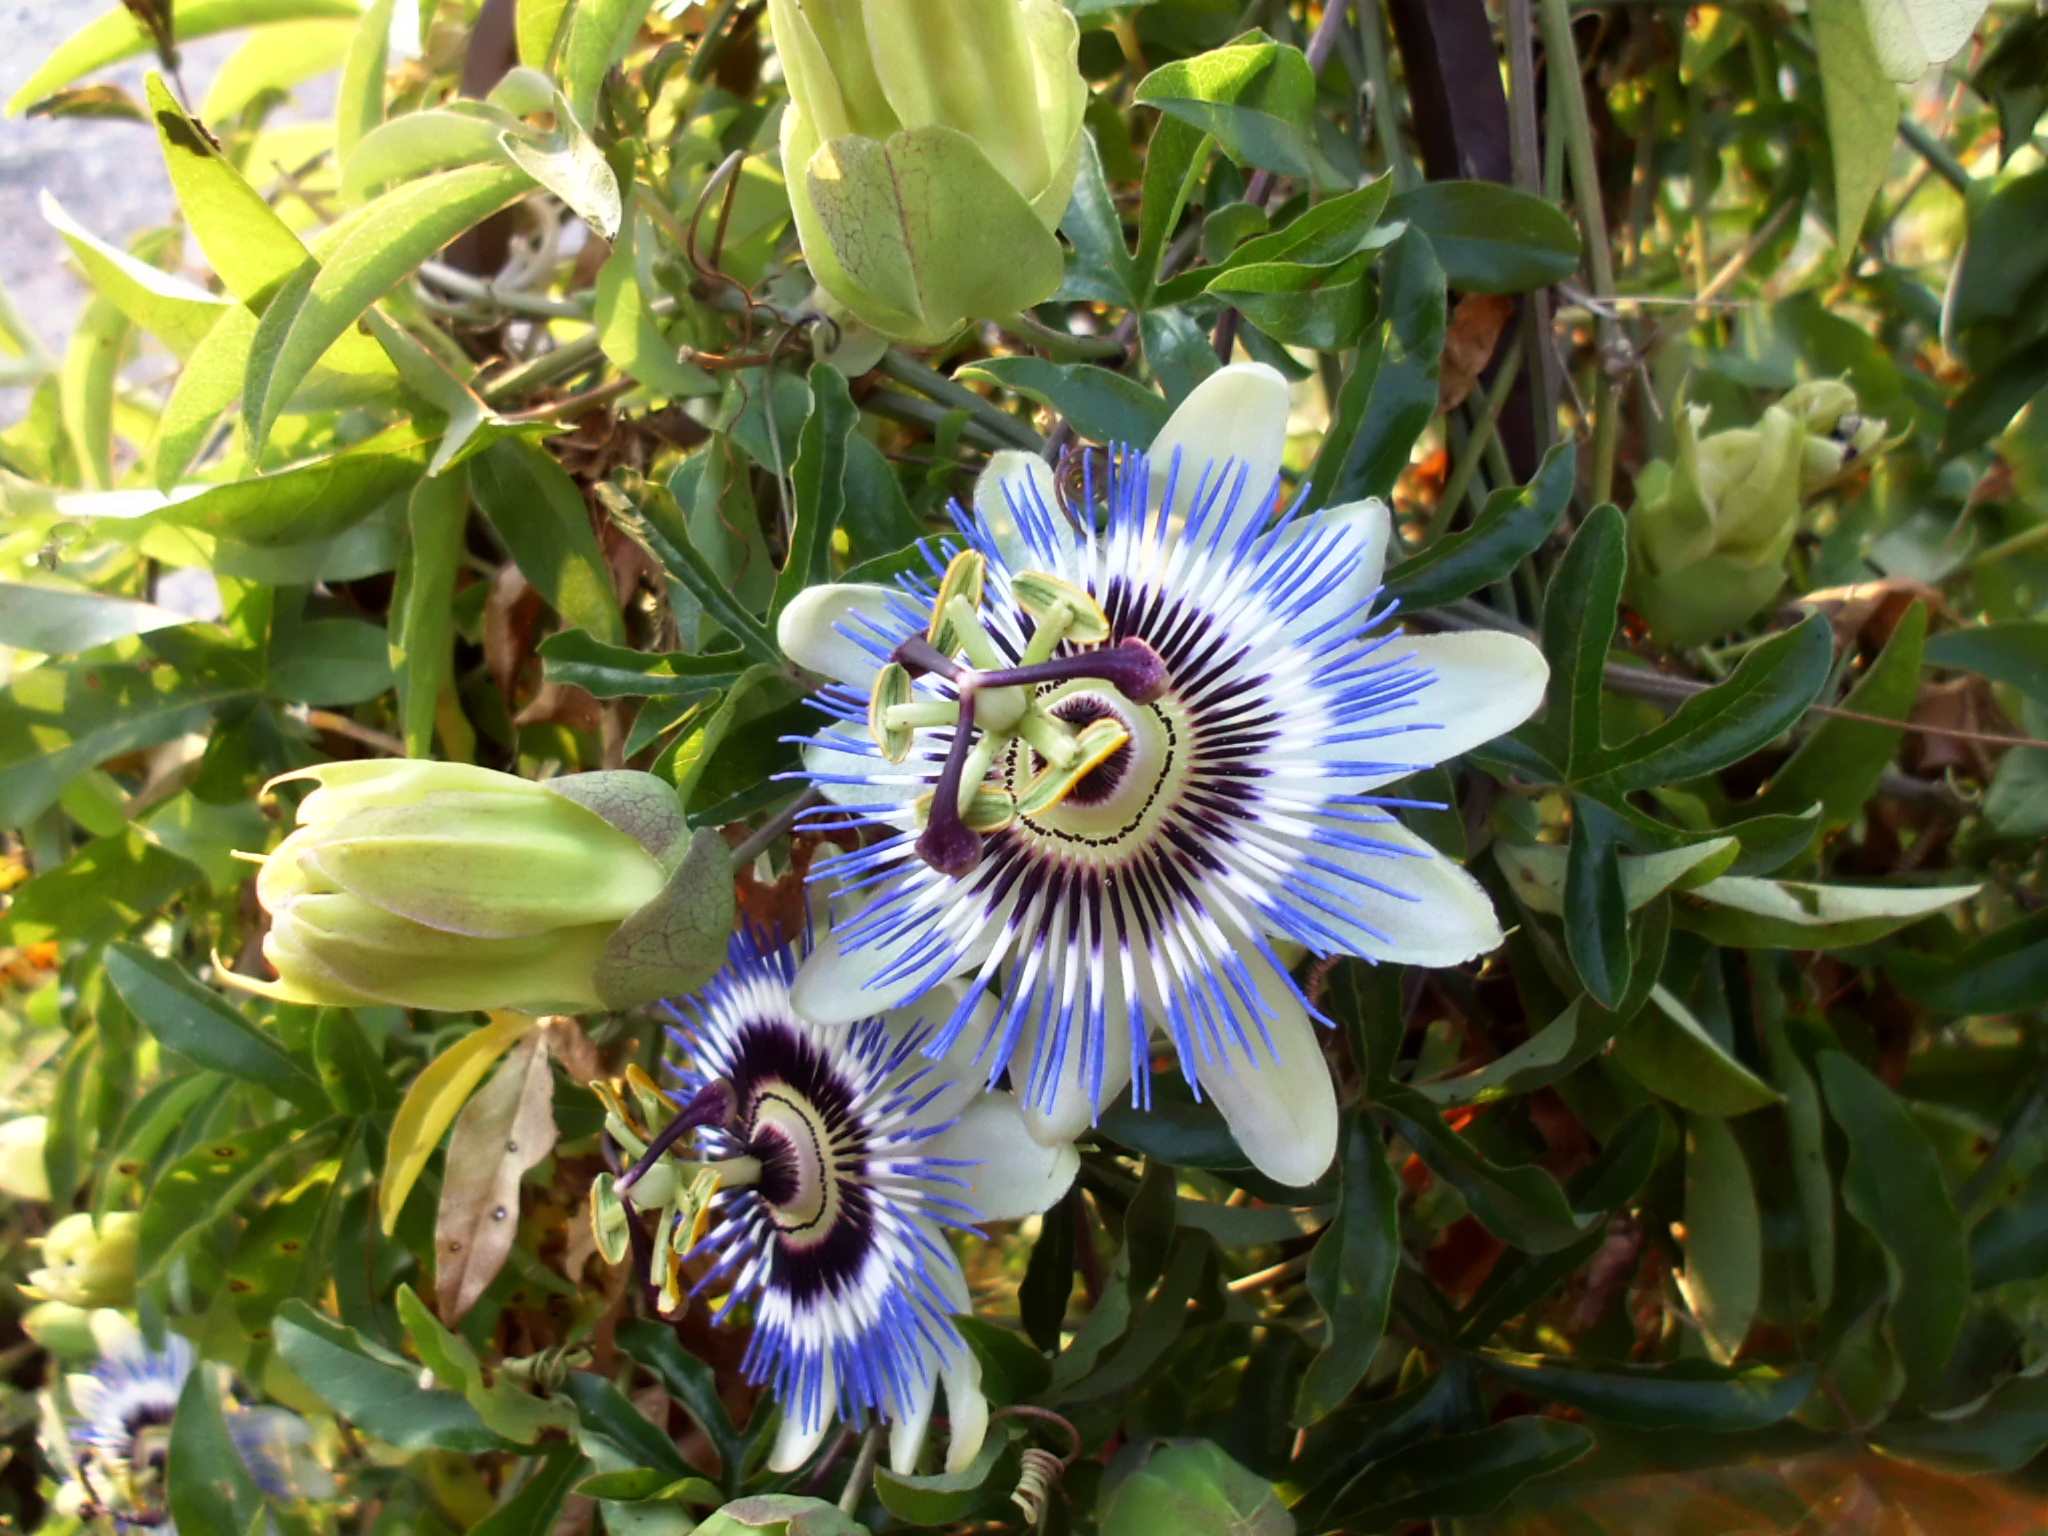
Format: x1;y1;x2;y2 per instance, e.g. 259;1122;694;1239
435;1030;558;1321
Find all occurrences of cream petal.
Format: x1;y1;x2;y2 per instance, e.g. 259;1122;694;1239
792;876;993;1025
1199;956;1338;1188
65;1375;107;1425
802;718;931;812
1343;630;1549;791
1008;946;1139;1145
1271;816;1506;968
929;1254;989;1475
1268;497;1394;644
886;1358;941;1476
767;1352;837;1472
880;980;1002;1124
777;582;918;691
930;1093;1080;1223
971;450;1062;573
1146;362;1290;551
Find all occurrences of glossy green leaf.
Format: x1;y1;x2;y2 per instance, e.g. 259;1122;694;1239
470;437;625;644
958;357;1170;447
772;363;857;619
1384;181;1582;294
1564;795;1633;1008
874;1429;1022;1525
107;943;326;1109
1058;128;1139;307
1475;1353;1814;1431
274;1300;504;1452
1375;1082;1589;1253
1295;1117;1399;1425
1820;1051;1970;1391
1609;985;1783;1117
1136;35;1319;179
1674;1114;1762;1363
167;1360;264;1535
1385;445;1576;614
1318;1418;1594;1529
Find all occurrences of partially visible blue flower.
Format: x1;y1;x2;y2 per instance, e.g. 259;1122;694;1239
57;1316;329;1531
651;929;1076;1474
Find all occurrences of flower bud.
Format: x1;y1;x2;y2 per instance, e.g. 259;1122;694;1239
26;1213;139;1309
1626;381;1886;646
0;1115;50;1202
770;0;1087;343
20;1300;97;1361
235;762;735;1015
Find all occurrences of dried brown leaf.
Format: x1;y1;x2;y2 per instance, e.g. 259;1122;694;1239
1437;293;1516;413
435;1030;558;1321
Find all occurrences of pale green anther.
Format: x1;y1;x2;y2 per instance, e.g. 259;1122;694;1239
1012;569;1111;646
1016;708;1081;772
590;1176;633;1265
960;733;1003;813
926;549;987;654
1017;718;1131;816
870;661;917;762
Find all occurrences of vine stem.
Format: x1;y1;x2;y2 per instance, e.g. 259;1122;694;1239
877;350;1044;452
1537;0;1624;507
839;1427;883;1515
731;786;824;866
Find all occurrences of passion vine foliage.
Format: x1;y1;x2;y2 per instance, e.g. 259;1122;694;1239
1;0;2046;1532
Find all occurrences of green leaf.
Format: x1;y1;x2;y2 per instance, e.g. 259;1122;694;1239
1924;619;2048;714
1872;1375;2048;1475
1674;875;1978;949
772;364;857;619
1537;504;1625;776
563;1372;693;1479
538;630;742;701
559;0;656;123
1941;332;2048;457
475;1447;588;1536
1294;1117;1398;1425
107;943;326;1110
498;96;622;240
274;1300;503;1452
0;827;202;950
470;437;625;645
1136;35;1320;179
59;291;127;491
9;0;362;115
874;1429;1022;1525
1563;795;1633;1009
245;163;533;447
1819;1051;1970;1391
1154;178;1395;307
610;482;781;665
1586;616;1834;792
1811;0;1900;250
1609;985;1782;1117
1474;1354;1814;1431
1375;1082;1589;1252
1383;181;1583;293
958;357;1170;447
695;1496;867;1536
1887;909;2048;1015
1674;1113;1762;1363
1020;1188;1077;1352
1058;128;1139;308
345;105;512;198
1318;1418;1594;1529
1100;1439;1293;1536
616;1319;745;1485
1384;446;1576;614
268;617;395;706
1205;256;1372;350
596;204;717;397
42;192;230;358
394;470;467;756
139;1115;328;1284
1302;228;1443;508
1133;115;1209;301
0;579;188;654
336;0;395;169
1753;600;1927;833
1975;14;2048;163
167;1360;264;1536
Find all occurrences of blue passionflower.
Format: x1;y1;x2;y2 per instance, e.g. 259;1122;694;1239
638;931;1077;1475
58;1317;327;1531
775;363;1549;1187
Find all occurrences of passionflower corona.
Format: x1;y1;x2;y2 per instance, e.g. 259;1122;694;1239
607;931;1077;1475
775;364;1549;1187
56;1315;328;1530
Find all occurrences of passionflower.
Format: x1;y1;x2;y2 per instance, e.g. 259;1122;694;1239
770;0;1087;343
775;364;1549;1187
227;761;732;1014
56;1314;329;1531
25;1213;138;1310
603;930;1077;1475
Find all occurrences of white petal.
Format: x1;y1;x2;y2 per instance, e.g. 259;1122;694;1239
1276;816;1506;968
767;1353;836;1472
1146;363;1290;551
802;719;927;811
777;583;916;691
930;1093;1080;1223
792;878;991;1025
1199;957;1338;1188
928;1254;989;1475
1008;952;1138;1146
66;1376;106;1425
887;1362;940;1476
971;450;1060;572
1350;630;1548;790
1270;497;1394;643
881;980;1001;1124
